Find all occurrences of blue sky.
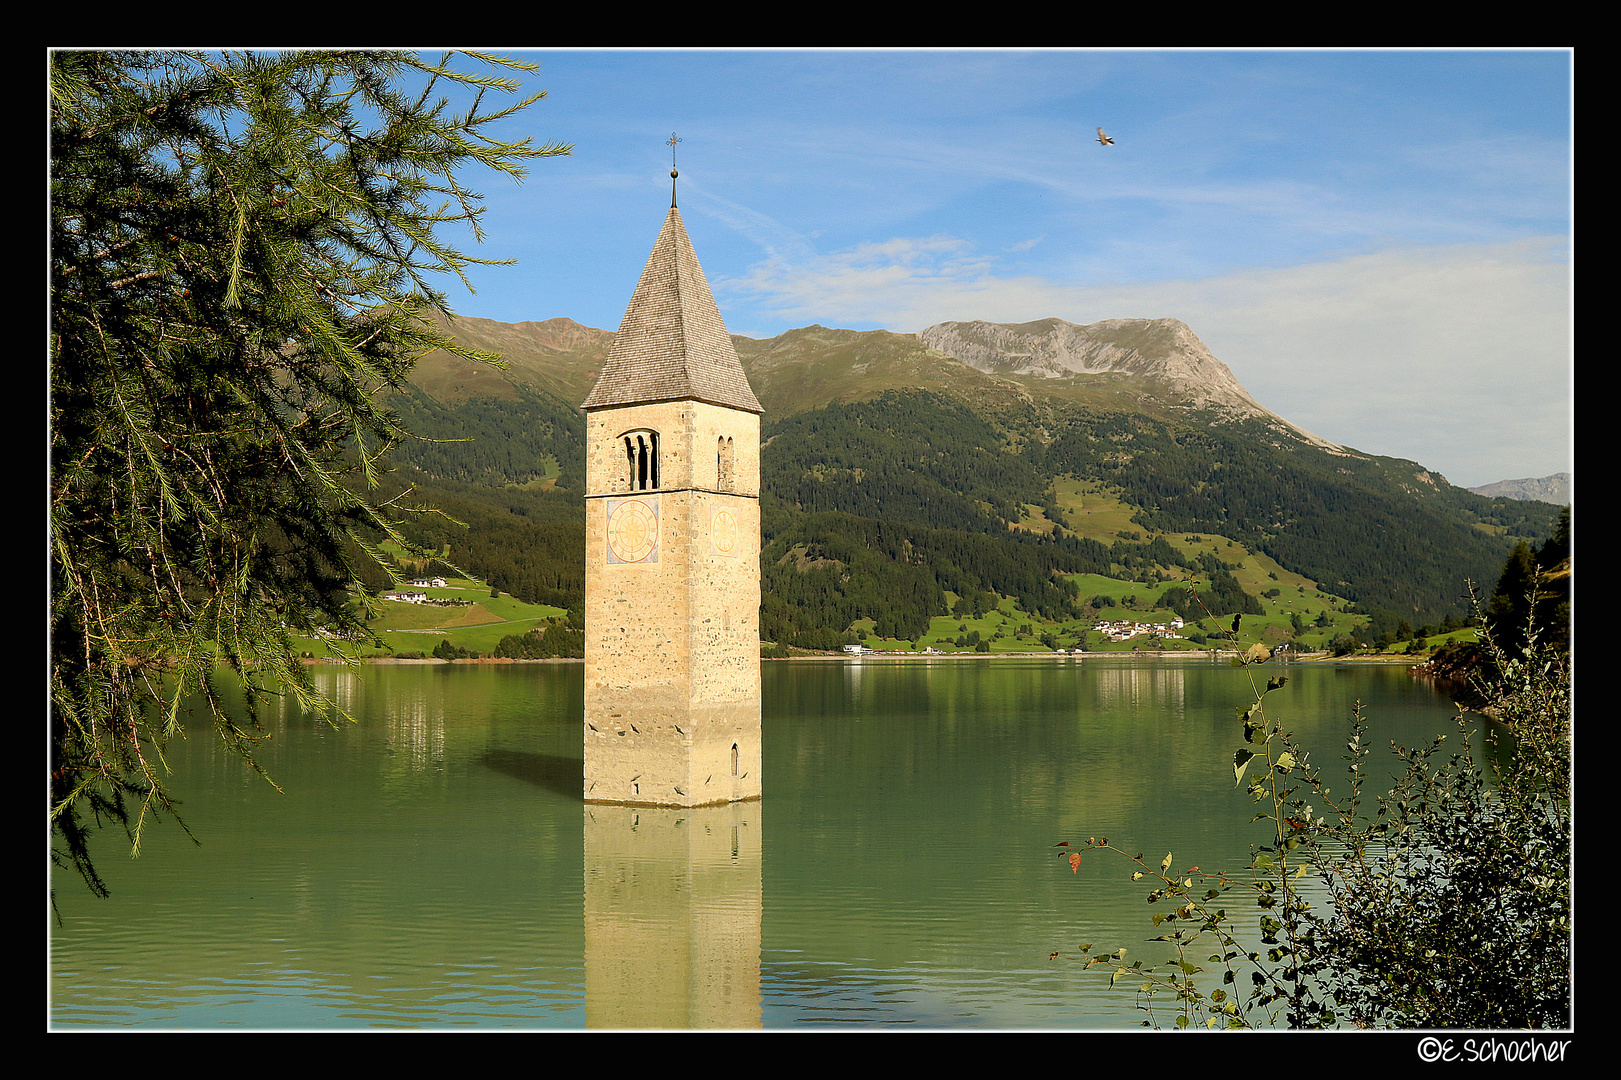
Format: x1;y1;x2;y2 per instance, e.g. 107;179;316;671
438;48;1571;491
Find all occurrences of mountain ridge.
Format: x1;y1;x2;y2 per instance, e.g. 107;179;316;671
387;308;1565;629
918;316;1342;451
1467;473;1572;503
418;311;1353;457
412;311;1561;497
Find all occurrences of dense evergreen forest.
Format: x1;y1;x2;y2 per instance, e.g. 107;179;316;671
387;385;586;493
761;389;1048;534
369;387;588;612
754;392;1283;646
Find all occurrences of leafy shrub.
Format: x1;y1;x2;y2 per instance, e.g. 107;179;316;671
1055;581;1571;1029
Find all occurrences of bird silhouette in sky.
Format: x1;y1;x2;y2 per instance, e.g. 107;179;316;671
1096;127;1115;146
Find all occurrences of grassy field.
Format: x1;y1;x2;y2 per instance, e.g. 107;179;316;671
321;569;1467;662
1047;477;1142;542
296;576;568;659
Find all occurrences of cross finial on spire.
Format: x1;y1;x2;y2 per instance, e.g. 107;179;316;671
668;132;682;207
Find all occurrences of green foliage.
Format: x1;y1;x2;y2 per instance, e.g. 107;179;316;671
1282;590;1571;1028
1163;565;1262;624
49;49;568;898
288;385;592;613
1056;584;1572;1029
755;396;1274;647
375;471;584;610
1484;506;1570;659
1419;508;1569;707
761;514;946;646
758;509;1118;648
433;637;476;661
493;618;584;659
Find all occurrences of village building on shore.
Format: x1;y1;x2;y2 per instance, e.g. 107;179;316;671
1092;616;1185;642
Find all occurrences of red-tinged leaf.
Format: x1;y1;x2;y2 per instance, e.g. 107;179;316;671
1070;852;1083;874
1055;841;1069;846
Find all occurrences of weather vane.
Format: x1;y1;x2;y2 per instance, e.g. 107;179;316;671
668;132;682;206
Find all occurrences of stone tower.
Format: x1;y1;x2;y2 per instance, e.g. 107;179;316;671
580;197;763;807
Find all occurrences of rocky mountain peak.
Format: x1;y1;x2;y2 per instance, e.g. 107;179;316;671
918;316;1340;449
1466;473;1572;503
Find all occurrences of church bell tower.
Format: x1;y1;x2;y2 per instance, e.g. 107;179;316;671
580;177;764;807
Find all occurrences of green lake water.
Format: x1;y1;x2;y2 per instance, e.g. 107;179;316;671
49;656;1472;1029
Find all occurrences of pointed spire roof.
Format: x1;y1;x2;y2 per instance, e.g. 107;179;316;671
581;206;763;415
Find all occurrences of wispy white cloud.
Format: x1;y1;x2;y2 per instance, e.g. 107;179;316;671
722;234;1007;329
1166;238;1572;487
685;185;818;265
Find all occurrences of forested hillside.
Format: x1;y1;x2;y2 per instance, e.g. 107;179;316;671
1029;407;1554;619
761;389;1047;534
369;318;1564;648
388;383;586;492
370;466;584;613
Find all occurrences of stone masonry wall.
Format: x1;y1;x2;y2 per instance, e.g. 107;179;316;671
583;400;761;806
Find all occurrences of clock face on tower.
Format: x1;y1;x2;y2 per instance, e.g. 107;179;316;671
605;496;659;564
711;506;739;556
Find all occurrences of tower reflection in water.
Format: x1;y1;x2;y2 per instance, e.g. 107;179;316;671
583;802;762;1029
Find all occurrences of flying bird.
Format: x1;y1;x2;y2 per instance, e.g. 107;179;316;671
1096;127;1114;146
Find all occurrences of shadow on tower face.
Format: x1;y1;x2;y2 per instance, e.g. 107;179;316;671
582;801;762;1029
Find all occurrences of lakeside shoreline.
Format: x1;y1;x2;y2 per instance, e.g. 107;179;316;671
323;650;1422;666
762;651;1418;664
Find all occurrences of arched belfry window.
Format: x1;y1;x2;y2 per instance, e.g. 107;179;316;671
717;435;735;492
622;430;659;491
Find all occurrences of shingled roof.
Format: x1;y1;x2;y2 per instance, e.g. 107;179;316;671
581;206;763;415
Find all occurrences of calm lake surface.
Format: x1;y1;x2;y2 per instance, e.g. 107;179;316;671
49;657;1474;1030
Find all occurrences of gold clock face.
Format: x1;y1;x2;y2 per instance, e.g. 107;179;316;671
711;507;739;555
606;497;659;564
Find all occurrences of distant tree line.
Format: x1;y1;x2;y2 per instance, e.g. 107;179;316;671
759;510;1248;647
